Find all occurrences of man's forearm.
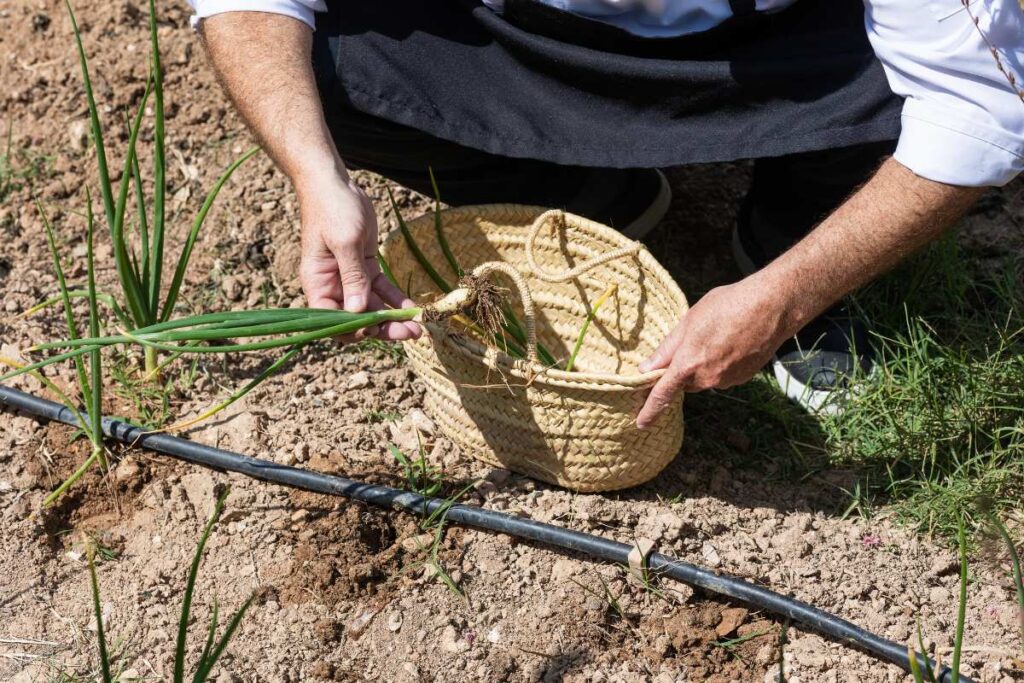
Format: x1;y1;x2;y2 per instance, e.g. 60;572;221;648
755;158;985;339
196;11;417;326
199;12;342;192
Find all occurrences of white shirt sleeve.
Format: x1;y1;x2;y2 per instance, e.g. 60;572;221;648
187;0;326;30
865;0;1024;187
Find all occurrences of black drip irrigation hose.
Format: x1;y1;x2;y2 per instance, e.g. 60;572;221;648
1;386;970;683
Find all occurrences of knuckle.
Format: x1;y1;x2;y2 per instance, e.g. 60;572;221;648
339;267;368;287
328;229;362;250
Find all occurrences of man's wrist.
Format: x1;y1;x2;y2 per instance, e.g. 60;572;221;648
291;158;351;202
743;266;818;344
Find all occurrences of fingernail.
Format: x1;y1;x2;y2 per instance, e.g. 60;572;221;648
638;359;653;372
346;294;365;312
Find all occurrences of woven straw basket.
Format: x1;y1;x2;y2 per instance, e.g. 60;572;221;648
381;205;688;492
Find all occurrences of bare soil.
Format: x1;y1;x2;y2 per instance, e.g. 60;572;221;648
2;1;1024;682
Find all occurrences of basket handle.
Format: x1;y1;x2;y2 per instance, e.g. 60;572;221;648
471;261;539;363
525;209;643;283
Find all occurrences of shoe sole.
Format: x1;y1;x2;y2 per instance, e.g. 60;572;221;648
622;170;672;241
771;359;848;416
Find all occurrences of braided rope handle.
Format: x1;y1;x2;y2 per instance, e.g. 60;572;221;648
471;261;538;363
525;209;643;283
472;211;642;365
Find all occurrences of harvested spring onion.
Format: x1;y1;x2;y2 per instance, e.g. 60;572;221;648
0;282;507;385
387;183;561;368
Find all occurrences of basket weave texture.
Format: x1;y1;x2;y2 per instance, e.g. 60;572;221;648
381;205;688;492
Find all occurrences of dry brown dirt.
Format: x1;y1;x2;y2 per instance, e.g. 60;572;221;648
2;1;1024;682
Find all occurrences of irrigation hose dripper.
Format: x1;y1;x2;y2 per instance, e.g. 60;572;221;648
0;386;971;683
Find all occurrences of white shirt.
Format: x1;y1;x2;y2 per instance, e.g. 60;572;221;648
188;0;1024;187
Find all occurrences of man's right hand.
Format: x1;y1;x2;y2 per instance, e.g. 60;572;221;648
297;172;421;341
199;12;419;342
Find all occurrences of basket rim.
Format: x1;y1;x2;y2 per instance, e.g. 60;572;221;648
382;203;689;389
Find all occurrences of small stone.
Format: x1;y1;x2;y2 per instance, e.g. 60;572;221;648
929;587;951;604
407;408;435;435
348;371;371;389
221;275;243;301
715;607;748;637
290;509;309;523
756;643;775;665
68;120;89;151
440;625;470;653
487;627;501;644
114;459;141;483
702;541;722;568
402;533;434;552
387;612;403;632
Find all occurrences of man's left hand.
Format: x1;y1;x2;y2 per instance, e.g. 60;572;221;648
636;275;790;429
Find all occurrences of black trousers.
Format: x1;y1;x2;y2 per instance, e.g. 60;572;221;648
324;99;895;255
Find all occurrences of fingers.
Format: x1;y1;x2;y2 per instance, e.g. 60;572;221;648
636;360;691;430
299;254;344;310
369;272;421;340
329;232;372;313
366;289;422;341
638;311;688;373
636;313;693;429
373;271;413;309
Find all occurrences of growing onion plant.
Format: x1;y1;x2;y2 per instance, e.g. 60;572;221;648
86;489;253;682
55;0;256;378
0;0;255;501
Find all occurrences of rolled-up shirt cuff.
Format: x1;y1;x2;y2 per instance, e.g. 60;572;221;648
894;99;1024;188
190;0;319;30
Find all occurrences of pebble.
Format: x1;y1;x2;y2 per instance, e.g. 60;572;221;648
347;371;371;389
440;625;470;653
401;533;434;552
407;408;435;435
715;607;748;637
701;541;722;568
387;612;403;632
114;459;141;483
221;275;243;301
68;119;89;151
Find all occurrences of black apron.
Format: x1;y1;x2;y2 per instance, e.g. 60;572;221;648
311;0;902;168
